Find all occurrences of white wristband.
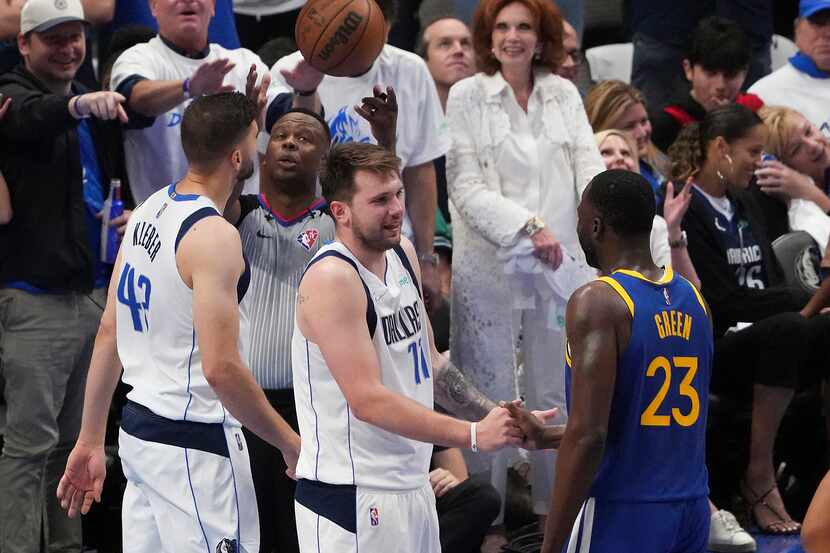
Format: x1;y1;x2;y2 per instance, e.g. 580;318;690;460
470;422;478;453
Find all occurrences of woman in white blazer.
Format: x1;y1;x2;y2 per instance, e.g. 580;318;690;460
446;0;605;528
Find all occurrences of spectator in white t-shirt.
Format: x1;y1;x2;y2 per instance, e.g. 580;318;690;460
110;0;317;203
268;0;449;309
233;0;305;52
750;0;830;135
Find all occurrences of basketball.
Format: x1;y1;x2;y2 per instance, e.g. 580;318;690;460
295;0;387;77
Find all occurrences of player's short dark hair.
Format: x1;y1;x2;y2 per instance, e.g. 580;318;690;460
686;16;750;76
320;143;400;203
375;0;399;26
586;170;655;237
181;92;257;167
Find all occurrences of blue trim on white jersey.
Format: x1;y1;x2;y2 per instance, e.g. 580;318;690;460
121;401;229;457
346;406;356;485
168;183;201;202
183;329;197;421
306;339;321;480
228;446;242;547
316;514;321;553
184;448;211;553
175;207;221;252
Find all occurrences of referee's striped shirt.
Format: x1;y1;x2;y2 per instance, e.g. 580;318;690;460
237;194;335;390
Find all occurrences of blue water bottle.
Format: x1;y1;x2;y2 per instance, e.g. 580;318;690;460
103;178;124;264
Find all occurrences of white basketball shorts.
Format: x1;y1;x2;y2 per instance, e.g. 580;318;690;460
294;479;440;553
118;401;259;553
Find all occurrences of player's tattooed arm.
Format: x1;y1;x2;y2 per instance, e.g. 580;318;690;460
432;356;497;421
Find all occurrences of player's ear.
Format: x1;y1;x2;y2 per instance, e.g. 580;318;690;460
329;199;349;223
592;216;604;240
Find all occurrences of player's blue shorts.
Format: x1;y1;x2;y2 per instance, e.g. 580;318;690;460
563;496;709;553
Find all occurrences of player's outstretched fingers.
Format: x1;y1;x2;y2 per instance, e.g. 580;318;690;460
245;63;258;97
57;478;76;511
81;489;98;516
68;486;85;519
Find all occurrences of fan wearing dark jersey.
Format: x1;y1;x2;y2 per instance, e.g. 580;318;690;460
669;104;830;535
541;170;714;553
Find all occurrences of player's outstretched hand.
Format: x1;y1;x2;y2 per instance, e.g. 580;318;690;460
281;57;324;94
245;64;271;132
356;85;397;152
475;406;523;452
502;400;563;450
56;442;106;518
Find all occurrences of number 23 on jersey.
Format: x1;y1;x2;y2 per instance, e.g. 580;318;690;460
640;355;700;428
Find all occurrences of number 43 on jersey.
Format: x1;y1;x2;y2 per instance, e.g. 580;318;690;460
117;262;152;332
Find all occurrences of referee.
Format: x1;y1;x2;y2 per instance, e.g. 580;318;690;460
224;95;396;553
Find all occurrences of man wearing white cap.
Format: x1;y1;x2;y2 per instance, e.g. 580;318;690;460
0;0;128;552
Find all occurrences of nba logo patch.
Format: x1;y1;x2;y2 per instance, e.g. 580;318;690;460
297;228;320;251
369;506;380;527
215;538;237;553
663;288;671;305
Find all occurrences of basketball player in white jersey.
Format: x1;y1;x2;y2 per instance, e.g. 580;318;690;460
56;92;300;553
292;143;525;553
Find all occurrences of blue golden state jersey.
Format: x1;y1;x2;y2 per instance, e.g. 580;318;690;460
565;267;713;502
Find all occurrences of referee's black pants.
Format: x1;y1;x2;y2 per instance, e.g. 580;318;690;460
242;389;299;553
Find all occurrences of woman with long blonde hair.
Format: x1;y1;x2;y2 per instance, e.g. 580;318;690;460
585;80;670;198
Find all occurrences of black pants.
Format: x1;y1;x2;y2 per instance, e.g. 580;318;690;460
242;389;299;553
436;475;501;553
234;10;301;53
713;312;830;397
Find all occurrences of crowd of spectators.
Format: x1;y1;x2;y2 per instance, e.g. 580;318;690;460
2;0;830;552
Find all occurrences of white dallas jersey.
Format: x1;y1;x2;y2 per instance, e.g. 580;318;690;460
110;37;278;202
291;241;433;490
116;184;251;425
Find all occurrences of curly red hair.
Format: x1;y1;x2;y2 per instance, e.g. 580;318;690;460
472;0;565;76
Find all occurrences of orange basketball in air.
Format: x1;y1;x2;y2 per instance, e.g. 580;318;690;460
295;0;387;77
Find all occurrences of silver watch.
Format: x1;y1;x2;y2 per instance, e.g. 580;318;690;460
523;216;546;236
668;231;688;249
418;252;439;266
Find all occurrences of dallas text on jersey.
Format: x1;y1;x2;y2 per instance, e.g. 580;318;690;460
381;299;423;346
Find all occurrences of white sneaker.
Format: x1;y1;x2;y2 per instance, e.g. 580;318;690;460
708;510;757;552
